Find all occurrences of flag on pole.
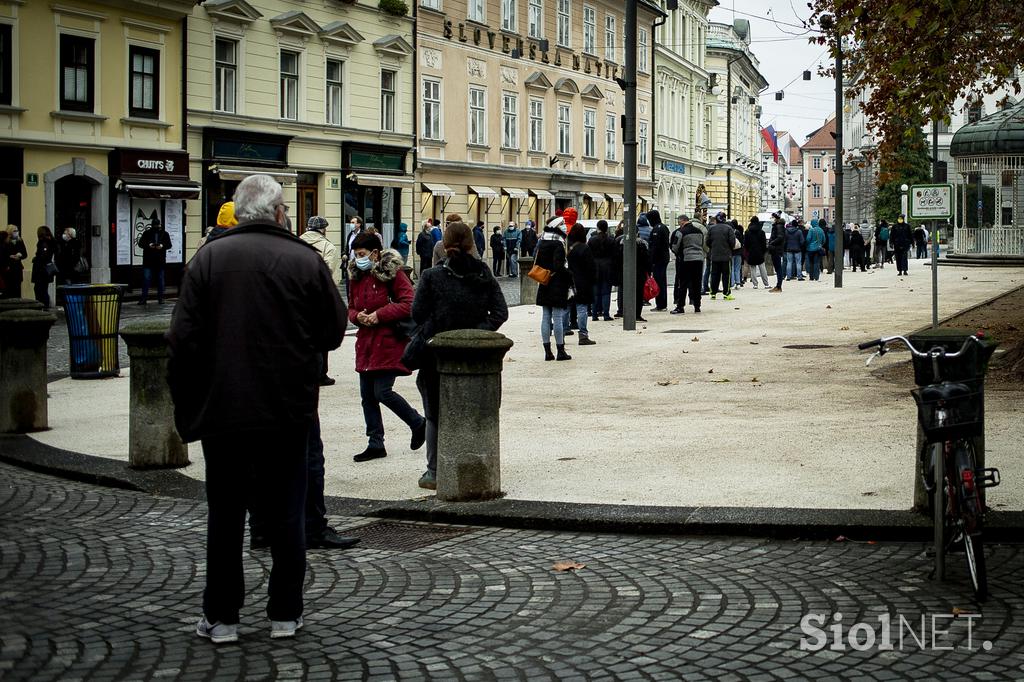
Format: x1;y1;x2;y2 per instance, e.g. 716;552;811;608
777;132;792;167
760;125;779;163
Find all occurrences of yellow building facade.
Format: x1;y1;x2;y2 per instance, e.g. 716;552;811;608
0;0;196;296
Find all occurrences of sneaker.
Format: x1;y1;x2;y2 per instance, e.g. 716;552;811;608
410;419;426;451
723;294;735;301
418;469;437;490
564;329;575;336
197;617;238;644
353;447;387;462
670;308;684;314
270;617;303;639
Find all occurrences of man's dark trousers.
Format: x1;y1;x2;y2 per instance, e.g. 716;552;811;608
202;425;308;625
710;260;731;295
652;261;669;309
895;248;910;273
305;413;328;540
681;260;703;309
672;259;684;307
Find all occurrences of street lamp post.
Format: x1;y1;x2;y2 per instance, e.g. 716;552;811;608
832;28;844;288
621;0;638;331
900;183;910;218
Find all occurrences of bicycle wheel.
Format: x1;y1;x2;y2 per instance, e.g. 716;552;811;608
955;442;988;601
963;524;988;602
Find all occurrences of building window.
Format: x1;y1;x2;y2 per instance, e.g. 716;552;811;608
604;14;616;62
468;0;485;22
830;185;836;198
215;38;237;114
823;208;830;221
558;103;571;155
638;28;648;73
812;156;821;169
528;0;543;38
502;92;518;149
605;113;616;161
812;184;821;198
421;0;441;9
422;78;441;140
583;6;596;54
529;98;543;152
583;108;596;157
469;86;486;145
381;69;396;131
639;120;648;166
279;50;299;120
502;0;517;32
128;45;159;119
59;34;94;112
0;24;12;106
326;59;343;126
557;0;571;47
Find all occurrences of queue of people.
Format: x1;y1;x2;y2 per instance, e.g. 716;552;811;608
0;224;91;307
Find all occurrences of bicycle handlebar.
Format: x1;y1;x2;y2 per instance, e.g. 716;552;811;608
858;339;882;351
858;333;983;359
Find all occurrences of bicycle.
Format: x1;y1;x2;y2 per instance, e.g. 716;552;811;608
858;333;1001;601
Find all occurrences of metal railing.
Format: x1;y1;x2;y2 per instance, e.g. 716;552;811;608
953;227;1024;256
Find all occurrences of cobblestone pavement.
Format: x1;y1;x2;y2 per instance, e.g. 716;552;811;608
2;463;1022;681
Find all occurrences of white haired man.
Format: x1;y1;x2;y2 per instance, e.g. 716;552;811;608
167;174;347;644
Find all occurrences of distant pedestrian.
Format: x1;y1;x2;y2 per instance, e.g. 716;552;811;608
849;226;867;271
411;221;508;490
566;224;597;346
430;218;442;245
824;221;836;274
2;225;27;298
730;219;744;288
743;216;769;288
891;215;913;276
784;221;805;281
136;218;171;305
489;226;504;275
55;227;86;285
671;214;705;313
503;221;522;278
646;209;670;311
167;173;347;644
520;220;539;257
433;214;480;265
702;212;726;294
197;202;238;251
391;223;411;262
612;222;625;317
587;220;614;321
914;224;928;259
415;221;433;278
535;216;572;359
705;217;734;300
767;216;786;292
473;221;486;259
806;219;826;281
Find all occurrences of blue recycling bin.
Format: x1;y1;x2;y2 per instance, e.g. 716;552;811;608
59;284;125;378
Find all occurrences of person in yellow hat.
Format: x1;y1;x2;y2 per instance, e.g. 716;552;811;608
196;202;238;251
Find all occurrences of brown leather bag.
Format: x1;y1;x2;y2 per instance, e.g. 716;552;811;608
527;263;552;285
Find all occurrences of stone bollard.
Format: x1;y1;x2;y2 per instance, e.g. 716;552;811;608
119;317;189;469
518;256;538;306
429;329;514;501
0;298;44;315
0;309;57;432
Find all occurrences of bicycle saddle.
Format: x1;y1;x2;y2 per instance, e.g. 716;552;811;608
919;381;972;402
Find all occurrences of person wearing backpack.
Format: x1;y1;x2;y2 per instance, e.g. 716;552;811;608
873;221;889;269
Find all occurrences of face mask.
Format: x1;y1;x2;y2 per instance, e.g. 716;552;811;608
11;232;18;241
63;233;71;241
355;256;372;271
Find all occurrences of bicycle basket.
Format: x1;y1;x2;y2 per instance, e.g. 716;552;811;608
911;379;984;443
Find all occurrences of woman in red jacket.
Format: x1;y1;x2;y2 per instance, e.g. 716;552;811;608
347;233;425;462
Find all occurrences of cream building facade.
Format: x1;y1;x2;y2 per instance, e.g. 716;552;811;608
415;0;664;232
704;19;766;221
0;0;195;295
651;0;715;219
186;0;416;262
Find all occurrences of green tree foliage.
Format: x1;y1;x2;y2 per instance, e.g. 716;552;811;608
873;123;931;224
807;1;1024;164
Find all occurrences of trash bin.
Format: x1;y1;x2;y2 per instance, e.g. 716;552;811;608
59;284;126;379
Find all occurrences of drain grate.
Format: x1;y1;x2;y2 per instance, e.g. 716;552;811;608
662;329;710;334
341;521;477;551
783;344;834;350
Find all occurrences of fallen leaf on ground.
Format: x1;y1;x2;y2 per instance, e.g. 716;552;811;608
711;378;731;383
840;326;850;331
751;377;759;382
692;336;700;342
963;276;968;280
761;333;767;337
826;305;832;309
557;457;576;461
708;368;714;373
552;561;586;572
861;491;877;496
656;378;680;386
749;341;759;345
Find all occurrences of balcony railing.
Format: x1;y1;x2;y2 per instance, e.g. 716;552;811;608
953;227;1024;256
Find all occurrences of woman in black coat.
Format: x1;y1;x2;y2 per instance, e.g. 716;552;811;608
849;228;867;272
31;226;57;308
566;224;597;346
587;220;614;321
743;218;769;288
534;218;573;361
56;227;85;285
489;226;505;276
1;225;28;298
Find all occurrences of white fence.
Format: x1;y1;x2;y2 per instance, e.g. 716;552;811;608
953;227;1024;256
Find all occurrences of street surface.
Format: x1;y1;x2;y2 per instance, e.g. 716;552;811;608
1;463;1022;680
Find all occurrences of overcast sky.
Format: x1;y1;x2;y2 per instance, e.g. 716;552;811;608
708;0;836;144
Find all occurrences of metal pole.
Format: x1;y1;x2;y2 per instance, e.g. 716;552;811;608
622;0;638;331
833;37;844;288
726;62;732;218
931;118;940;329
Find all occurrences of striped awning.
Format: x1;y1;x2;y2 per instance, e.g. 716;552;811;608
502;187;529;200
530;189;556;201
469;185;499;199
422;183;455;197
606;193;624;203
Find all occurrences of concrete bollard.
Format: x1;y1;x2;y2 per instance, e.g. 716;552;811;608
0;309;57;432
429;329;514;501
119;317;189;469
518;256;538;306
0;298;44;315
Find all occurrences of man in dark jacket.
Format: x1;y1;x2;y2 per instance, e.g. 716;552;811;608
473;221;486;259
520;220;539;257
415;220;433;279
167;174;347;645
743;219;769;288
890;215;914;275
646;209;671;311
587;220;614;321
767;216;786;292
705;218;735;300
671;214;705;313
784;221;805;281
137;216;172;304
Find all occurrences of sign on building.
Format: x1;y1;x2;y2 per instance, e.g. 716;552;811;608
909;183;954;220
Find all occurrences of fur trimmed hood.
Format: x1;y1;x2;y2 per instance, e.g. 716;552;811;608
348;248;405;281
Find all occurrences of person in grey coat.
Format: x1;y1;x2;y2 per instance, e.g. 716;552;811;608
705;218;735;299
670;214;706;313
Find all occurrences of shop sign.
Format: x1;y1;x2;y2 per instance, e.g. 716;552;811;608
112;149;191;180
25;173;38;186
212;139;288;165
349;150;404;172
662;161;686;174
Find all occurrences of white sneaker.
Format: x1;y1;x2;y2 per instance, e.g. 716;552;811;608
196;617;238;644
270;616;304;639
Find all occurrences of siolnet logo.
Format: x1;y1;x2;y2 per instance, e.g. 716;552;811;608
798;612;993;652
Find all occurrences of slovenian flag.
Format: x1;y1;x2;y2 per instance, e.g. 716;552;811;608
761;125;779;163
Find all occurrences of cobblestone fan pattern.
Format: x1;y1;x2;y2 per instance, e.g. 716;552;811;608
1;463;1022;681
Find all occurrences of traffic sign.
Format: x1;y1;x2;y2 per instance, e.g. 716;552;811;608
910;183;954;220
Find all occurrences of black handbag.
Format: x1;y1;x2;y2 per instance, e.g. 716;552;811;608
393;317;417;339
400;325;429;370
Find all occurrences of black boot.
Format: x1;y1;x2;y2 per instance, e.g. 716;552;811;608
543;343;555;361
556;345;572;361
353;446;387;462
578;333;596;346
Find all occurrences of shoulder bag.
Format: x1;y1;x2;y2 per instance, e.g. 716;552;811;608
527;262;552;285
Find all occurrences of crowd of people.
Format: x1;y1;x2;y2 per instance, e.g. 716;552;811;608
0;224;88;307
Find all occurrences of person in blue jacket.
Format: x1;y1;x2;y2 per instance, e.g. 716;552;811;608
805;218;826;281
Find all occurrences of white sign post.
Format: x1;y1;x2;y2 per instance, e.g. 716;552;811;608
910;183;954;329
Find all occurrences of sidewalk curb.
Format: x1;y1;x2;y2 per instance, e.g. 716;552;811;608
3;434;1022;542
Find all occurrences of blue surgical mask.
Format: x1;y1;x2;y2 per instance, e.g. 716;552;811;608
355;256;372;271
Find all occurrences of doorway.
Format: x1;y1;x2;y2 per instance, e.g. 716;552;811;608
296;173;318;236
55;176;94;272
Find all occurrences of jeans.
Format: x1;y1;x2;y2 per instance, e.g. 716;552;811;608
895;248;910;273
202;425;308;624
873;240;886;267
680;260;703;310
506;250;519;277
731;254;742;285
749;262;769;286
772;253;784;288
140;267;165;302
541;306;567;345
593;279;612;318
416;366;440;474
492;255;503;276
807;251;821;280
652;262;669;309
575;303;589;336
916;244;927;259
710;260;731;295
701;257;712;293
359;371;424;449
785;252;802;279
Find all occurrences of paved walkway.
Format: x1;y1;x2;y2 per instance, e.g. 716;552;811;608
33;264;1024;511
1;463;1022;680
